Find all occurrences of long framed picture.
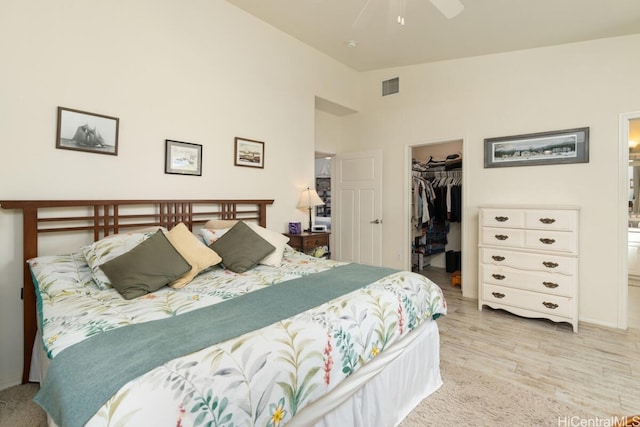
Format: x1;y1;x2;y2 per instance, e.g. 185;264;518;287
234;137;264;168
165;140;202;176
56;107;119;155
484;127;589;168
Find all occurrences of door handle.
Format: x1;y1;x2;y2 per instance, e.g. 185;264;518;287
370;219;382;224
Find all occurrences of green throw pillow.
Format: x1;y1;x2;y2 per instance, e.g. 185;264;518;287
101;230;191;300
211;221;275;273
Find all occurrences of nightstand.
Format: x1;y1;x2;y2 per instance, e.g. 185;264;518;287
284;232;330;258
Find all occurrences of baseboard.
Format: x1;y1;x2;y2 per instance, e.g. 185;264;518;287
578;317;619;330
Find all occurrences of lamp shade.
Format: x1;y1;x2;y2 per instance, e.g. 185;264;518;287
296;188;324;209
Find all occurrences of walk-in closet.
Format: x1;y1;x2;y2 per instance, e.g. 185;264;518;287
411;141;463;287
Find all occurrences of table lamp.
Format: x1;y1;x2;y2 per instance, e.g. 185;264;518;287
297;187;324;232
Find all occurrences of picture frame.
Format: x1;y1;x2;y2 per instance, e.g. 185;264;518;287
484;127;589;168
316;177;331;192
56;106;119;155
288;222;302;234
234;137;264;168
164;140;202;176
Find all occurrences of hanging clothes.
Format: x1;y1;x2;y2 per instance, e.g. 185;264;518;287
411;160;462;264
411;172;436;238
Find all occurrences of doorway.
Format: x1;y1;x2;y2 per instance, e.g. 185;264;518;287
410;140;463;289
315;152;333;255
622;114;640;329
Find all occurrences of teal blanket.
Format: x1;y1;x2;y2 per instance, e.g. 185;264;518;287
34;263;397;427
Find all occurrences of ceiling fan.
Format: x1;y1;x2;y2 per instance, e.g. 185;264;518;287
353;0;464;29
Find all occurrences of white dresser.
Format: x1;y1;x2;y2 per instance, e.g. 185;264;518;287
478;205;579;332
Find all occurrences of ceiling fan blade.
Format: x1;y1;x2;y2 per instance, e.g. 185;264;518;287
429;0;464;19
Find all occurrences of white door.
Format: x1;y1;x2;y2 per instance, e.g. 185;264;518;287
333;149;382;266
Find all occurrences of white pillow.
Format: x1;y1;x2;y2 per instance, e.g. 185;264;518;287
200;228;231;246
203;219;238;229
245;222;289;267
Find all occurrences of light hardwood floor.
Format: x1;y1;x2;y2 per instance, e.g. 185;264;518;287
629;285;640;329
419;267;640;417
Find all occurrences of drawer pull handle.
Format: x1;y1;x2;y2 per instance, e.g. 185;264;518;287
494;216;509;222
491;255;505;262
539;238;556;245
543;261;559;268
539;218;556;224
542;302;559;309
491;292;505;299
492;274;505;280
542;281;559;288
494;234;509;241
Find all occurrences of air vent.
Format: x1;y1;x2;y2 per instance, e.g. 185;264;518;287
382;77;399;96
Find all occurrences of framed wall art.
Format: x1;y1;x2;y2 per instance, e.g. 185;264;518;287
165;140;202;176
484;127;589;168
56;106;119;155
234;137;264;168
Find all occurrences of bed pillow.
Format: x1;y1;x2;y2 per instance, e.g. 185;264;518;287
211;221;275;273
82;232;152;290
129;225;168;234
199;228;232;246
245;222;290;267
203;219;238;229
100;230;191;300
166;223;222;288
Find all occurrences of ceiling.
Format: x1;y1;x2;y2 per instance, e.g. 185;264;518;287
226;0;640;72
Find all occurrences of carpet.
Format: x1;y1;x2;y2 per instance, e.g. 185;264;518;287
0;383;46;427
400;360;596;427
0;361;596;427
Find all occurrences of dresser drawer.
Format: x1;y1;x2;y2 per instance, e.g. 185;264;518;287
480;248;577;275
481;264;574;297
524;229;576;253
481;227;525;248
481;209;524;228
482;283;572;318
482;227;576;253
524;209;577;231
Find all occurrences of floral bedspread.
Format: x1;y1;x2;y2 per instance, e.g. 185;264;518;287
29;247;446;426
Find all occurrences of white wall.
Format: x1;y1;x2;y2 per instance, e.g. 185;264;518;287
0;0;360;389
315;109;343;155
340;35;640;329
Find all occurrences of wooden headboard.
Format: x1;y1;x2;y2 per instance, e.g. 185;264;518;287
0;199;274;383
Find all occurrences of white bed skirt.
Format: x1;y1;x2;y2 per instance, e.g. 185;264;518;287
290;319;442;427
36;320;442;427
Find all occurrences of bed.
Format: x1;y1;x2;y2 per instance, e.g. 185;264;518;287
0;199;447;427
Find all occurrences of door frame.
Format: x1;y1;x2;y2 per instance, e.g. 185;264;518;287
618;111;640;329
404;138;467;285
